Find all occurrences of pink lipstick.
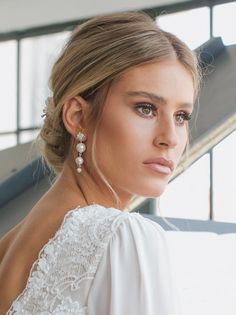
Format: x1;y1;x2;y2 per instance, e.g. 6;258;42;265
143;157;174;175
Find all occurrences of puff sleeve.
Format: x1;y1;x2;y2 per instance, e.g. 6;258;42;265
87;213;180;315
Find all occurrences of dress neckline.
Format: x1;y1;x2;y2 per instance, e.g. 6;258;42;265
6;203;122;314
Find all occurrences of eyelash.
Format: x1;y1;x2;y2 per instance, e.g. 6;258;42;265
135;103;192;125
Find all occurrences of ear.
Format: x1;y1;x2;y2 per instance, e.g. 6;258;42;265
62;96;91;138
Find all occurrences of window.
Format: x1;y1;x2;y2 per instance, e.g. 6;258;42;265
159;154;210;220
213;2;236;46
19;130;40;144
0;134;17;151
213;130;236;222
19;31;71;130
157;7;210;49
0;41;17;133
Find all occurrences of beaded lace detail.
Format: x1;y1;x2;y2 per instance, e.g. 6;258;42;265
6;204;130;314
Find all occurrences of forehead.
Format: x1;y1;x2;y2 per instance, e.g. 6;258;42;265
111;60;194;104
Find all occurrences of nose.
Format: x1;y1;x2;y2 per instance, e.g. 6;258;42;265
153;114;178;149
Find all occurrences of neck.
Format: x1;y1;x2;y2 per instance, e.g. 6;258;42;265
48;161;134;211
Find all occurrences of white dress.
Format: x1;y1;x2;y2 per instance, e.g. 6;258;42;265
6;204;180;314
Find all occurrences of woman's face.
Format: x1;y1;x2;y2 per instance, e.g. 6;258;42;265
93;59;194;198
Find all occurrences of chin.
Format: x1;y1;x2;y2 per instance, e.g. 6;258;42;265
135;184;167;198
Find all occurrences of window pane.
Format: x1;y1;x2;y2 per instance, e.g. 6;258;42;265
157;7;210;49
19;130;40;144
213;130;236;222
0;134;17;150
213;2;236;46
20;31;71;129
0;41;17;132
159;154;210;219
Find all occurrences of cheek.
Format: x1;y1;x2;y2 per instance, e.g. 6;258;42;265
95;107;144;174
97;116;134;154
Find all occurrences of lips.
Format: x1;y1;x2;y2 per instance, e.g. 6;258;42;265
143;157;174;172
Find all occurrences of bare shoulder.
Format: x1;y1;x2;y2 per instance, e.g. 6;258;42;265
0;198;80;264
0;202;66;314
0;220;25;264
0;202;57;262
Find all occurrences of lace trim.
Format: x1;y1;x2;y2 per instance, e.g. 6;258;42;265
6;204;130;314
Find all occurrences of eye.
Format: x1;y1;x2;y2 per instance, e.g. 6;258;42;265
175;111;192;126
135;103;157;118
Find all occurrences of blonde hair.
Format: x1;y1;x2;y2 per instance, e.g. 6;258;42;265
35;11;201;208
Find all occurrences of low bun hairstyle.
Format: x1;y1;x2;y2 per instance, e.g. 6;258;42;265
35;11;200;203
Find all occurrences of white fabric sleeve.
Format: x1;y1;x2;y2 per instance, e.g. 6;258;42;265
87;213;180;315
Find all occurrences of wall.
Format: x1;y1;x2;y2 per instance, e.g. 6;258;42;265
0;176;50;237
0;141;38;182
0;0;189;32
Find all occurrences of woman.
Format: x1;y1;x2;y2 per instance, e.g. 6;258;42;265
0;11;200;314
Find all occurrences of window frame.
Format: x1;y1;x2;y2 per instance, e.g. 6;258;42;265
1;0;235;220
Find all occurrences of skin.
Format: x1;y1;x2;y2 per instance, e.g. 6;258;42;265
52;58;194;209
0;59;194;314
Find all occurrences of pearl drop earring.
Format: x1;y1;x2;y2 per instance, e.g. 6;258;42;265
75;131;86;173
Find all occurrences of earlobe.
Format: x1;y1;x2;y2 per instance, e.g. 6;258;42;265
62;96;90;137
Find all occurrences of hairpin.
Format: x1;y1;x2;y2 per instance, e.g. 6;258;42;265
41;97;51;119
41;107;47;118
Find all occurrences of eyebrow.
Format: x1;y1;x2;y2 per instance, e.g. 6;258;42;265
125;90;193;109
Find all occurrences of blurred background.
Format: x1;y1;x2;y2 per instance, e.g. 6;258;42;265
0;0;236;235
